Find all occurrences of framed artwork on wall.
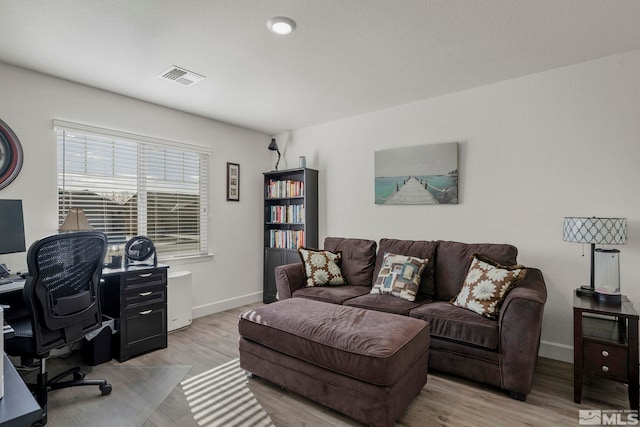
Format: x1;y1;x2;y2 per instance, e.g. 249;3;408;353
227;162;240;201
0;118;24;190
374;141;458;205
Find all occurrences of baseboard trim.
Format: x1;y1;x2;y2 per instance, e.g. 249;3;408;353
539;340;573;363
192;291;262;319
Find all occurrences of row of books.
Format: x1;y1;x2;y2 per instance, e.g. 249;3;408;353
266;179;304;199
268;230;305;249
268;204;305;224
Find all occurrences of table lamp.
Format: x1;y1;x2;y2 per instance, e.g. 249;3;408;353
563;217;627;303
59;207;94;231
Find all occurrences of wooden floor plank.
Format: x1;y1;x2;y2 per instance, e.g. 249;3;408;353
28;302;636;426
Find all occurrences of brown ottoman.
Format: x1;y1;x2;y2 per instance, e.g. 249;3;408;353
238;298;430;427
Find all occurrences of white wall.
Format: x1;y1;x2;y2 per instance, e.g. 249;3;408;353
0;62;270;317
277;49;640;362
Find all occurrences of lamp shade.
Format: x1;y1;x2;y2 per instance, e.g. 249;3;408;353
563;217;626;245
59;208;94;231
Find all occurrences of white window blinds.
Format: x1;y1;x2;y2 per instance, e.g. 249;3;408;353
55;120;209;258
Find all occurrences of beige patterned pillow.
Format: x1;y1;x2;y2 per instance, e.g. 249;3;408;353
452;254;527;318
298;247;345;287
370;252;428;301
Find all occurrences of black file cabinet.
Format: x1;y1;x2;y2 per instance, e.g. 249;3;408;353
101;265;169;361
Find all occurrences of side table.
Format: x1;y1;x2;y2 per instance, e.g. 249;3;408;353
574;294;639;410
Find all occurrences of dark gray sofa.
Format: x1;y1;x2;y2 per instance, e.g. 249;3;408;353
275;237;547;400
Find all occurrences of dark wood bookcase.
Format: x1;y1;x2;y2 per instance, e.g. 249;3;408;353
263;168;318;303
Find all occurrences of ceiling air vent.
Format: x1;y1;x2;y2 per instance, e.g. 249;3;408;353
159;66;205;86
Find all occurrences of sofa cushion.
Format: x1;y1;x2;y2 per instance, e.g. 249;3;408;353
372;239;438;297
434;241;518;301
452;254;526;319
409;301;499;350
344;293;429;316
294;285;371;304
324;237;377;287
239;298;431;386
370;252;428;301
298;247;345;287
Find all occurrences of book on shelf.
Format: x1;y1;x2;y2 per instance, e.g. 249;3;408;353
269;204;305;223
267;179;305;199
268;229;305;249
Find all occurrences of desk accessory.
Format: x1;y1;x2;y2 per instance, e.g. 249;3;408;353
124;236;157;267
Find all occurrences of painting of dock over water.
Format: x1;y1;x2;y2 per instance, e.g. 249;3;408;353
375;142;458;205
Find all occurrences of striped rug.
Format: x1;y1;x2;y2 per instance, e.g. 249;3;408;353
181;358;275;427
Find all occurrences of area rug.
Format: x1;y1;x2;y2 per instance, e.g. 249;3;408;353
45;364;191;427
181;358;275;427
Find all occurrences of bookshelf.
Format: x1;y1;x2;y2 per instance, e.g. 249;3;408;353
263;168;318;303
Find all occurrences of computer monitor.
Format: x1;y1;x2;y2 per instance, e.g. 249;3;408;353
0;199;26;256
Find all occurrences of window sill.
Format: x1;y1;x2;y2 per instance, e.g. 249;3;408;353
159;253;214;264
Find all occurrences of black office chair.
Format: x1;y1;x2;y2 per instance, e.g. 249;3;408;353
5;231;112;425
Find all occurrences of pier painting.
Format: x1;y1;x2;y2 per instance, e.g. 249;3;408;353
375;142;458;205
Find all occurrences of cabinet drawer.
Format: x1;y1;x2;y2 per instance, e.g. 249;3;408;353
117;304;167;361
583;341;628;379
123;287;166;310
122;270;167;291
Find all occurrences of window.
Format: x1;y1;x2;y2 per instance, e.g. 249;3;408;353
55;120;209;258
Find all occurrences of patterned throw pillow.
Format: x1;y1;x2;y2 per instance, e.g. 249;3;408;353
370;252;428;302
298;247;345;287
452;254;527;318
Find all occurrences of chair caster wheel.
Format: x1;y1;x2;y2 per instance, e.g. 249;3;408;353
73;371;86;380
100;383;112;395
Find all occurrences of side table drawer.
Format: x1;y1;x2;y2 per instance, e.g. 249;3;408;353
583;341;628;380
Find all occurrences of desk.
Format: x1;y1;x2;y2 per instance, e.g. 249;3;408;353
0;354;42;427
1;265;169;363
0;280;27;323
101;265;169;361
0;280;25;296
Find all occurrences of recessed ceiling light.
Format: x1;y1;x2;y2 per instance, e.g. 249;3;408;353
267;17;296;35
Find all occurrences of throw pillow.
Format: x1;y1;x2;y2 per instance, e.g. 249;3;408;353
370;252;428;302
298;247;345;287
452;254;527;318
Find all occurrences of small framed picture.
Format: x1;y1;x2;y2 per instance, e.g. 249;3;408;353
227;162;240;201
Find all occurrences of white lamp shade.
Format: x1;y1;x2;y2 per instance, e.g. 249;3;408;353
563;217;626;245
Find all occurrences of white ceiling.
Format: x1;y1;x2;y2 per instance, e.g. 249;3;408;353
1;1;640;135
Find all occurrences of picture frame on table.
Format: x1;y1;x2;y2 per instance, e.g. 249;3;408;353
227;162;240;201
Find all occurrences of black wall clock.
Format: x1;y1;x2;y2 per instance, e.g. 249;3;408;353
0;118;24;190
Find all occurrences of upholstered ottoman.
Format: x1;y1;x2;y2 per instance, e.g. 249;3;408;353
238;298;430;427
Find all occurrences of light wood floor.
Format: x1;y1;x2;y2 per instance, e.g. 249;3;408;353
38;302;635;426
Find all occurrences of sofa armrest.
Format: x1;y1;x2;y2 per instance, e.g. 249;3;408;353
275;263;305;299
498;268;547;395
